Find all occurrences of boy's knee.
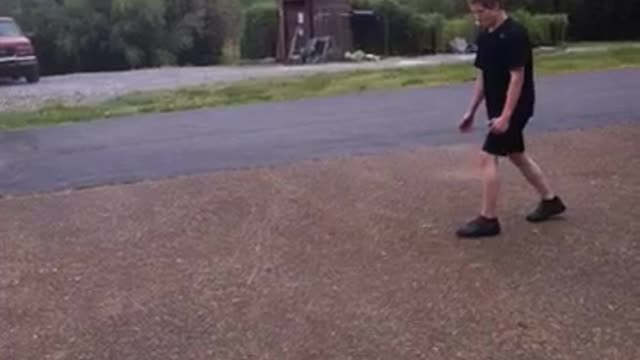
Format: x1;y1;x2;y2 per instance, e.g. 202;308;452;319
508;152;527;167
480;152;497;169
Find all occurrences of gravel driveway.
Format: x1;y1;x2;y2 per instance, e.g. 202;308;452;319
0;54;474;112
2;124;639;360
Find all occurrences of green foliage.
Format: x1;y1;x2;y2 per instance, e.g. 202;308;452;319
353;0;568;56
3;0;241;74
352;0;445;55
439;10;569;49
2;0;637;75
420;13;446;53
512;10;569;46
441;17;477;52
511;9;542;45
399;0;638;41
240;2;279;59
238;0;270;7
536;13;569;46
399;0;466;17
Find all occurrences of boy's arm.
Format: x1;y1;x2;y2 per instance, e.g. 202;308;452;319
460;35;485;132
500;67;524;121
467;72;485;115
459;72;485;132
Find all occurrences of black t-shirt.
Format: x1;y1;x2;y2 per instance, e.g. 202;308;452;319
474;18;535;119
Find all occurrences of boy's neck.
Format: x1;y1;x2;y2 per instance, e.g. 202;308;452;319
489;11;509;32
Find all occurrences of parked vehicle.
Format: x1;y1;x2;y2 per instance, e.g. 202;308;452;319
0;17;39;83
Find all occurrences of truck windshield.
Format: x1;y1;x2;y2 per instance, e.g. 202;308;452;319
0;20;23;37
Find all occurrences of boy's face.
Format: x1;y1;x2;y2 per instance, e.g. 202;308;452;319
468;2;502;29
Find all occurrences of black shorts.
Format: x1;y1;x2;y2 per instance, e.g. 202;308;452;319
482;115;530;156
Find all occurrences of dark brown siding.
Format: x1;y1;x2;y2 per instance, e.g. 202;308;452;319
277;0;353;62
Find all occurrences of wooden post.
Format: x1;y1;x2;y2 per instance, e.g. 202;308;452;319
384;14;389;56
277;0;286;62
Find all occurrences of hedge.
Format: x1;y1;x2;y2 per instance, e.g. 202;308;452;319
352;0;444;55
240;3;279;59
240;1;568;61
441;17;477;52
511;10;569;46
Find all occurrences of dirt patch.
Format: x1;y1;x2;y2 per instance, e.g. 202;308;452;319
1;124;639;359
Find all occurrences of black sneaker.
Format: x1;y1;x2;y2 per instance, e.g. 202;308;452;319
456;216;501;238
526;196;567;223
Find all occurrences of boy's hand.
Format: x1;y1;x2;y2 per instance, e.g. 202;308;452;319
489;116;510;134
459;111;475;133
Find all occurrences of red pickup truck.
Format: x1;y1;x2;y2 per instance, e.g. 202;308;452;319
0;17;39;83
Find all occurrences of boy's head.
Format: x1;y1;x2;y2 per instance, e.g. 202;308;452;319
467;0;505;29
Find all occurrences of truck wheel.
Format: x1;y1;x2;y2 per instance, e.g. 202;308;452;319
25;66;40;83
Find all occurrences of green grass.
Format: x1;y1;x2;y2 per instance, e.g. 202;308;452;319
2;47;640;130
567;41;640;49
537;47;640;72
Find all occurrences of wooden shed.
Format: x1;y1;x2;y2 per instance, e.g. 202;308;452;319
277;0;353;63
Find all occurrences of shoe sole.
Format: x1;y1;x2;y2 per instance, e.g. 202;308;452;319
526;205;567;223
456;230;501;239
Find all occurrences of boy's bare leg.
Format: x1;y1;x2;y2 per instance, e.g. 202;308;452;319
480;152;500;218
509;152;567;222
508;152;555;200
456;151;502;238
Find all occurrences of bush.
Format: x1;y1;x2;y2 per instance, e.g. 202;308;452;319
512;9;569;46
3;0;239;75
352;0;444;56
420;13;445;54
240;3;279;59
441;17;477;52
539;13;569;46
438;10;567;53
376;0;415;55
511;9;542;45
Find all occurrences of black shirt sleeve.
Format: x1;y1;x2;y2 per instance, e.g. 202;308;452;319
505;28;529;70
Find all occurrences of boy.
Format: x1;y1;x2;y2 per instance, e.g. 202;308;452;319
456;0;566;238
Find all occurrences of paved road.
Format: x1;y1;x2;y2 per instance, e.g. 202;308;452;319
1;69;639;195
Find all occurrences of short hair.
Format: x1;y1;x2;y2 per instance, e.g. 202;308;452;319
468;0;504;9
